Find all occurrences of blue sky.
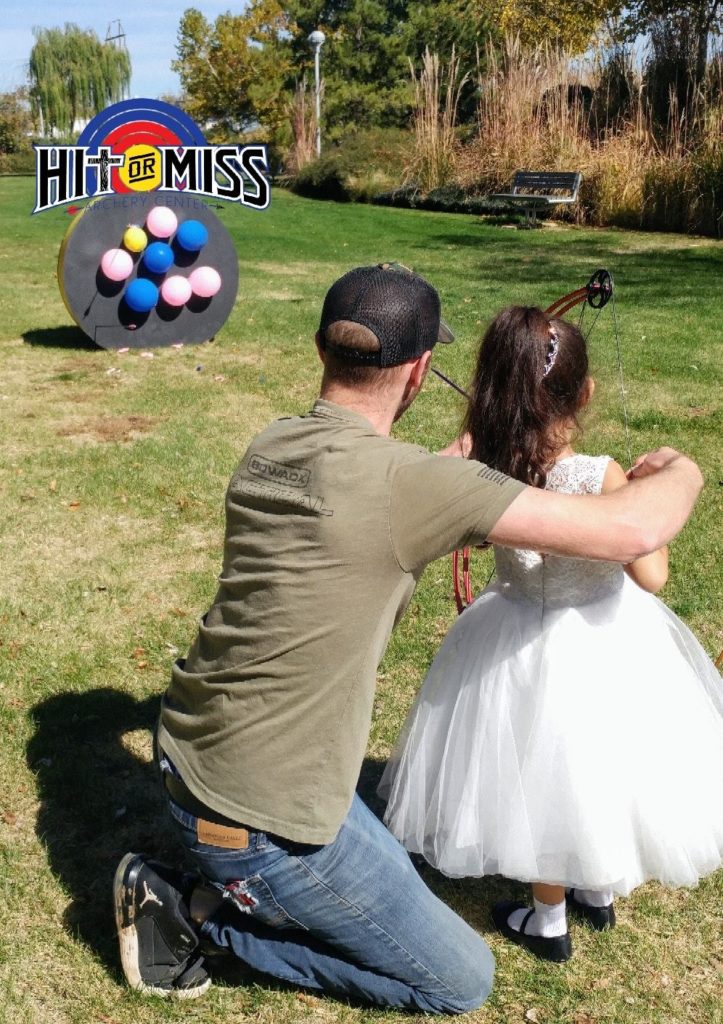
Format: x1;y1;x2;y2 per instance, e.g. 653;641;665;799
2;1;243;99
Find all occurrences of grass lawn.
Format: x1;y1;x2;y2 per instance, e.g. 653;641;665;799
0;175;721;1024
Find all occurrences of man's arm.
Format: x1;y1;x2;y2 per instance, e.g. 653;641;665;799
487;448;703;563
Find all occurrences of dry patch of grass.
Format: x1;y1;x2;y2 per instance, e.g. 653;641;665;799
251;260;337;279
56;414;159;444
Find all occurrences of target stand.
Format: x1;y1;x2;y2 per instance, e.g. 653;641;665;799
58;191;239;350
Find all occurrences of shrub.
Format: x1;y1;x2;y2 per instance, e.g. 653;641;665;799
290;128;410;202
0;149;35;175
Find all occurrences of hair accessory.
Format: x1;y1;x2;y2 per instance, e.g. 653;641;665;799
319;264;454;367
543;324;559;378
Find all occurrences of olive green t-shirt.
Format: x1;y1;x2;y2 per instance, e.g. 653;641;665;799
158;399;524;843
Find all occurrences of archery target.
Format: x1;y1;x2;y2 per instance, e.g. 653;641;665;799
58;192;239;350
77;99;206;197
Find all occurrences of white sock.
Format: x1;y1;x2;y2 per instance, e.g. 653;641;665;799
508;898;567;938
572;887;614;908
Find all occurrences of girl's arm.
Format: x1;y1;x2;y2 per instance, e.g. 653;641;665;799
438;434;472;458
601;460;669;592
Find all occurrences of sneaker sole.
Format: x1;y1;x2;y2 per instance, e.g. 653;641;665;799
113;853;211;1000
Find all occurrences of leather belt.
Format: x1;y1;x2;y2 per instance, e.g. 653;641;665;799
164;771;250;850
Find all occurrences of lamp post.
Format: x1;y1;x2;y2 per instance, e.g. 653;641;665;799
308;29;325;157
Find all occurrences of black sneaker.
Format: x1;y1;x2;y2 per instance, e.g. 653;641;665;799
492;900;572;963
566;889;616;931
113;852;211;998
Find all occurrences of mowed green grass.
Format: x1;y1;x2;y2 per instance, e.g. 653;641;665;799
0;175;721;1024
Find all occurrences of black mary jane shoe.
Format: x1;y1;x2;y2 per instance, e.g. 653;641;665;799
566;889;616;931
492;900;572;963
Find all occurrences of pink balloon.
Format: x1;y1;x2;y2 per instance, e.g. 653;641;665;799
161;275;192;307
100;248;133;281
146;206;178;238
189;266;222;298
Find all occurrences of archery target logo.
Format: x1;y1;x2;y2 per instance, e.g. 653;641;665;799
77;99;205;196
34;97;271;214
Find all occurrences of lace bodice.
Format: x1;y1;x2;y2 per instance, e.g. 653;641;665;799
493;454;624;607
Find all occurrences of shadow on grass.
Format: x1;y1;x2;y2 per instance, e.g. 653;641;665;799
28;691;510;992
23;326;100;351
28;688;173;972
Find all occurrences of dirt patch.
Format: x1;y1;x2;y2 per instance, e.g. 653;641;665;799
56;415;159;443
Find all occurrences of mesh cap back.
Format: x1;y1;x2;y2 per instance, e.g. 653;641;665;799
319;264;453;367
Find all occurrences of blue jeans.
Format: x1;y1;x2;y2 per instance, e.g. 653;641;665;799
167;791;494;1013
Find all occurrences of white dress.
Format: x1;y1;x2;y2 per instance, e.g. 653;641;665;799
380;454;723;895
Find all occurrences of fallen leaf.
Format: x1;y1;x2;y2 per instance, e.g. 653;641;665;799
49;479;57;492
68;501;81;510
1;810;17;825
132;648;146;659
525;1010;541;1023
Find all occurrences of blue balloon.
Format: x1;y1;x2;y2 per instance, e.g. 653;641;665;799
143;241;174;274
125;278;159;313
176;219;208;252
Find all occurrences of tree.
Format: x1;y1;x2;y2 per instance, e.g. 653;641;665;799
173;2;293;141
490;1;623;54
284;1;413;136
0;89;33;154
403;2;502;122
28;24;131;137
405;2;499;69
623;2;721;88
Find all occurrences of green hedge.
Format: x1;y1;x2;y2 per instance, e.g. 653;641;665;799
0;149;35;175
374;183;515;218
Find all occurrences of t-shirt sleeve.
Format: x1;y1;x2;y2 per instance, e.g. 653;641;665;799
389;455;526;573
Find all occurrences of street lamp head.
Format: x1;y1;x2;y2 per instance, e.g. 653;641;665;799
308;29;326;50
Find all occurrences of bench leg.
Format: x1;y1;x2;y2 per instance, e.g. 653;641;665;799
519;205;537;229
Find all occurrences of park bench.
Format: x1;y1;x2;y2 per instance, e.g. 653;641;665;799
492;170;582;228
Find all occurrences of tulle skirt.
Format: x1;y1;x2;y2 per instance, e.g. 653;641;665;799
380;577;723;894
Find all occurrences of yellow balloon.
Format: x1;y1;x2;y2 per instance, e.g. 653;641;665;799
123;225;148;253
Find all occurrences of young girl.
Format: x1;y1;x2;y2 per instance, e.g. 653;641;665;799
380;306;723;962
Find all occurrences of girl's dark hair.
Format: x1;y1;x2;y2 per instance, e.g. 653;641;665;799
463;306;589;487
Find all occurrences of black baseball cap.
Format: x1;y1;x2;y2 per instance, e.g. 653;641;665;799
318;263;455;367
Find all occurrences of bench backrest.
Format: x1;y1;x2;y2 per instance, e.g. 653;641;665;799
511;171;581;196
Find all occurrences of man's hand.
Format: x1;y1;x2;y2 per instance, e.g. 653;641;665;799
626;447;687;480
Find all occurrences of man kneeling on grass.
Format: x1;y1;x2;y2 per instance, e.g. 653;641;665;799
114;263;702;1013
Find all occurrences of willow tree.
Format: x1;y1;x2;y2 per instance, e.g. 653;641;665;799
28;24;131;137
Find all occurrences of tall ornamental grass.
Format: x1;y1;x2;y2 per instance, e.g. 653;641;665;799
453;37;723;236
